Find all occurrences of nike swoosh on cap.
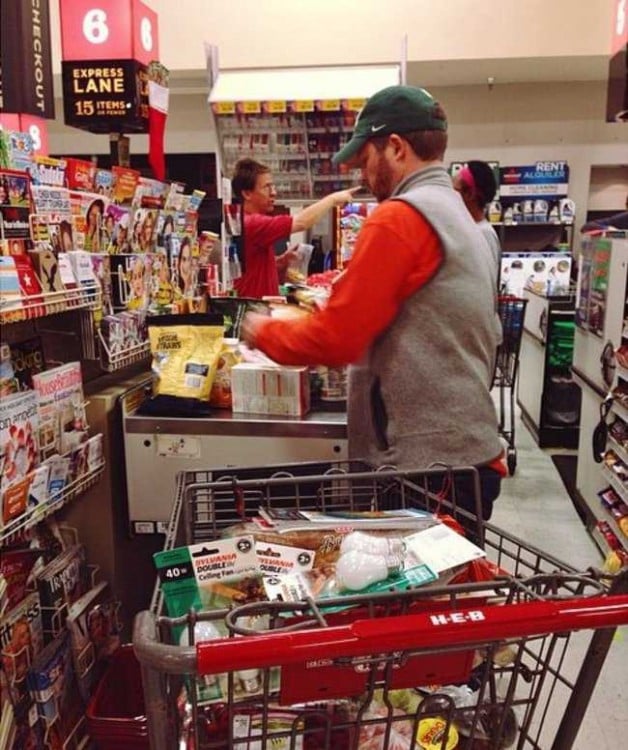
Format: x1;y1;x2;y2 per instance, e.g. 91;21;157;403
370;124;387;132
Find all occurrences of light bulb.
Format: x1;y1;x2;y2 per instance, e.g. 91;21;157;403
340;531;405;558
237;668;261;694
179;620;222;690
335;550;401;592
178;620;222;646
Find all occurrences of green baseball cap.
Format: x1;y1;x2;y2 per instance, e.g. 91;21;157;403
332;85;447;165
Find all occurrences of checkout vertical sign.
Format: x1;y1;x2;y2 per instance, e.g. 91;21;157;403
607;0;628;121
0;0;56;118
59;0;158;133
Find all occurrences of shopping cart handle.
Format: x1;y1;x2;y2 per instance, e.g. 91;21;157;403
196;595;628;675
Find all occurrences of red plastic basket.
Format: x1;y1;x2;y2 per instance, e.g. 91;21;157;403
86;645;149;749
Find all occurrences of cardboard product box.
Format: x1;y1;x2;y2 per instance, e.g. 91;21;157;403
231;363;310;416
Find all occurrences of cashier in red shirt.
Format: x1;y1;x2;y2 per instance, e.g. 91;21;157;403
231;158;357;298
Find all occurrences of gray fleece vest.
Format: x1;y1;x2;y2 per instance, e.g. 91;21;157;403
348;165;502;470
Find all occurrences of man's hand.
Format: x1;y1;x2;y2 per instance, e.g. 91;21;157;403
241;311;271;348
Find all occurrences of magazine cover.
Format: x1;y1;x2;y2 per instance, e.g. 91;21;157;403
29;185;71;216
0;389;39;497
32;362;88;459
0;591;44;715
133;176;169;210
123;253;153;310
0;237;30;256
9;337;46;390
36;544;91;642
111;165;140;206
91;253;113;317
67;250;99;304
27;630;87;748
0;547;43;612
64;158;96;192
130;206;158;253
13;254;45;318
69;190;107;253
164;181;185;211
104;203;131;254
56;252;80;302
94;168;113;199
66;581;122;700
0;168;31;240
2;464;50;529
0;255;25;321
26;156;67;188
6;132;34;172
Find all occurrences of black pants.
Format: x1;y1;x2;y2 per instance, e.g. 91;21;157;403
426;465;502;544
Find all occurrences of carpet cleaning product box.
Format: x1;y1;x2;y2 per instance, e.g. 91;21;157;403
231;363;310;416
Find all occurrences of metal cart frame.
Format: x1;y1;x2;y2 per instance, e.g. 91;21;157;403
134;460;628;750
493;296;528;475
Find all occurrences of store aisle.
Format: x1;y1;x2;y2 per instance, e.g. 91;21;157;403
492;412;627;750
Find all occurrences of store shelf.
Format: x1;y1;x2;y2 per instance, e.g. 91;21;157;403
98;330;151;372
591;521;627;556
608;435;628;467
312;175;354;182
224;151;307;160
0;285;103;325
307;126;353;134
611;400;628;424
601;463;628;503
1;460;105;547
496;221;574;228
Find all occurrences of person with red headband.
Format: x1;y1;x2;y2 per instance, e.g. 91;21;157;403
242;85;505;524
453;161;502;345
453;161;500;287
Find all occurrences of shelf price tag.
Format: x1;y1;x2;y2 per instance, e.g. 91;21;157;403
292;100;314;112
264;100;287;114
213;101;236;115
317;99;341;112
238;101;262;114
344;98;366;111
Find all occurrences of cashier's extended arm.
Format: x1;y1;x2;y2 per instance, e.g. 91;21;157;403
291;187;361;233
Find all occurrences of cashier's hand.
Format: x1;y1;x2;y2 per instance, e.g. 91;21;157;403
241;312;270;349
331;186;363;206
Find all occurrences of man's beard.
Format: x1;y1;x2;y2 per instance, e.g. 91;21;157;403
369;153;395;202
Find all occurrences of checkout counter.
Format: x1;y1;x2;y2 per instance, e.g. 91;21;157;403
121;379;348;534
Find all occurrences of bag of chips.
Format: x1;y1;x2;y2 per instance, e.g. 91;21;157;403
148;314;224;402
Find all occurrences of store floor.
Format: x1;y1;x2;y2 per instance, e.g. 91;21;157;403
493;409;627;750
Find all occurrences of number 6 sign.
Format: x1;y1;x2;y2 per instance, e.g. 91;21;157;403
60;0;158;64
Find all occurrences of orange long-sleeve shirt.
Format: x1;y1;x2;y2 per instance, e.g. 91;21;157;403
255;199;506;476
256;200;441;366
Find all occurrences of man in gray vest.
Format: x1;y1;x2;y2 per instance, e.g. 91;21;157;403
242;85;505;521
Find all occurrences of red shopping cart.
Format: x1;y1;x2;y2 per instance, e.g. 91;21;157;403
493;296;528;475
133;460;628;750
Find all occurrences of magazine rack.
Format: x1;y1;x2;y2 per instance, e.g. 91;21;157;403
97;329;151;373
0;284;102;325
0;459;105;547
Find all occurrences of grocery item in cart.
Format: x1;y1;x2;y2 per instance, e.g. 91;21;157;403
154;536;264;619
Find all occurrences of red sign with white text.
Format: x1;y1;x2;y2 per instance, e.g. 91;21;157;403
60;0;159;63
19;116;50;157
60;0;134;61
0;115;49;157
131;0;159;65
